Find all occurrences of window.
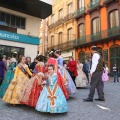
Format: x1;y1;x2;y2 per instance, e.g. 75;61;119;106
68;3;73;14
79;0;84;8
68;28;73;41
58;32;62;44
78;24;85;37
51;35;54;46
59;9;63;19
110;10;119;28
92;18;100;34
0;11;25;29
51;14;55;24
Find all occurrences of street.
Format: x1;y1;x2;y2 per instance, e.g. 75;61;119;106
0;79;120;120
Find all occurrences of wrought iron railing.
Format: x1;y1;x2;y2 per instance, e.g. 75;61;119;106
55;18;64;27
87;0;100;10
64;13;74;22
74;26;120;47
74;7;86;18
48;23;56;30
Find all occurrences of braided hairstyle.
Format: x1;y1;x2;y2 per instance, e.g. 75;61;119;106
48;49;55;58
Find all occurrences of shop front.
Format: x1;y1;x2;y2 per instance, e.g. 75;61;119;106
0;30;40;60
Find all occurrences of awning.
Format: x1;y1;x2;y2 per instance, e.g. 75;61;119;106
0;0;52;19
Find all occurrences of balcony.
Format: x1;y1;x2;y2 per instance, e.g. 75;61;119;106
48;23;56;30
103;0;114;5
55;18;64;27
64;13;74;22
74;7;86;18
48;40;75;51
87;0;101;12
74;26;120;47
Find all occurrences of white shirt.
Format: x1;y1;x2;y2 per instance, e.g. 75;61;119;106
90;53;100;74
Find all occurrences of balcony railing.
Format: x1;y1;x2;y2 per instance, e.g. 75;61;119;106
64;13;74;22
48;23;56;30
74;26;120;47
48;40;74;51
103;0;114;4
55;18;64;27
74;7;86;18
87;0;100;11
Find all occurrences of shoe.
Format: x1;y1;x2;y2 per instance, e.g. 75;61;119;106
94;98;105;101
83;98;93;102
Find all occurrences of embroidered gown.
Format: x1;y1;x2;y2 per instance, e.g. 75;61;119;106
20;62;45;107
35;73;68;113
75;63;88;87
3;64;32;104
57;56;76;95
0;58;16;98
47;58;69;99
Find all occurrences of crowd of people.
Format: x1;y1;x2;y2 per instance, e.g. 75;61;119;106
0;46;119;114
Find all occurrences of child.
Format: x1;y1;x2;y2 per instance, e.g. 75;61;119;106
35;64;68;113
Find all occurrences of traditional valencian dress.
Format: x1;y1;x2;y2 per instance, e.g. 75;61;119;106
35;73;68;113
47;58;69;99
20;62;45;107
57;56;76;95
75;63;88;87
0;58;17;98
3;63;32;104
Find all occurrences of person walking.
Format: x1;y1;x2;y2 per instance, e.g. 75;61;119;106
67;56;77;87
83;46;105;102
0;55;7;86
113;64;119;83
83;60;90;83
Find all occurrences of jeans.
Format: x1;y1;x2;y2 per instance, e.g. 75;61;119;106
114;72;119;83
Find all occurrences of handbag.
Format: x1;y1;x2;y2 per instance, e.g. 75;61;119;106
102;68;109;81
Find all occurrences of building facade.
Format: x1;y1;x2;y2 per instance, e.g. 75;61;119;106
0;0;52;60
47;0;77;60
74;0;120;74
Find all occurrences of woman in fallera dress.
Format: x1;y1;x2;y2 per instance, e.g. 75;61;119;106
0;52;17;98
55;49;76;95
46;49;69;99
35;64;68;113
75;60;88;88
3;56;33;105
20;55;46;107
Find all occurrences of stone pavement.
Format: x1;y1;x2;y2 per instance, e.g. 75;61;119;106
0;79;120;120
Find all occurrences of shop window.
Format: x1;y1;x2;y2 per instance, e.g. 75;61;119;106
78;23;85;37
92;17;100;34
109;10;119;28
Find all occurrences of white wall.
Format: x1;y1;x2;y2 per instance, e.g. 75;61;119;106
0;39;38;61
0;7;41;37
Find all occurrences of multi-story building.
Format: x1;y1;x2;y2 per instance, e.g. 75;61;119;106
47;0;77;60
74;0;120;74
0;0;52;60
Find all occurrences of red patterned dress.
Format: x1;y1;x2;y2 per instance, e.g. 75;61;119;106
47;58;69;99
20;62;45;107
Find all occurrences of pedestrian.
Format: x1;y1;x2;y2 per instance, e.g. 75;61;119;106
20;55;45;107
6;57;11;69
83;46;105;102
83;60;90;83
75;60;88;88
0;55;7;86
113;64;119;83
55;49;76;95
29;58;37;72
26;57;31;69
35;64;68;113
46;49;68;99
3;56;33;105
2;55;7;68
0;52;17;98
67;56;78;87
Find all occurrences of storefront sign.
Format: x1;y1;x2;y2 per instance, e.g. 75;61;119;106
0;30;40;45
